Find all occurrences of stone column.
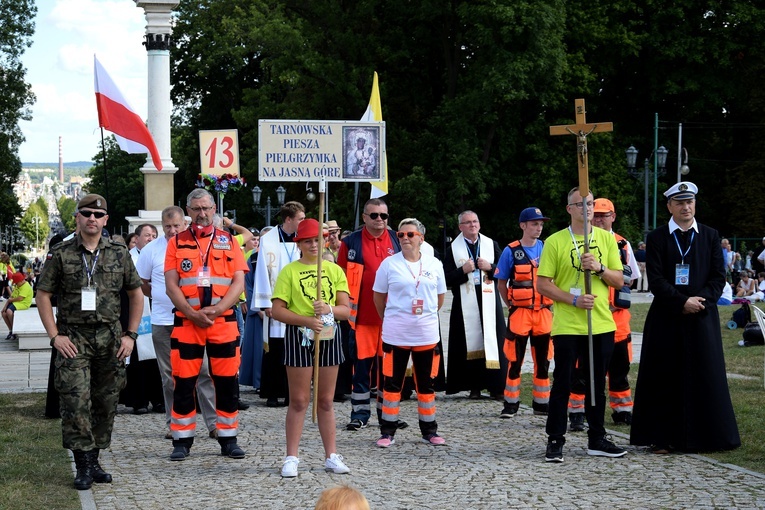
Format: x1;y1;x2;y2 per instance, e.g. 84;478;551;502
130;0;180;230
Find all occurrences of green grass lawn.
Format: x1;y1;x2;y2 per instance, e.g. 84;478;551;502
0;393;80;510
629;302;765;473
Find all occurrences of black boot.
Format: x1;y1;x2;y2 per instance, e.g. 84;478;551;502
72;450;94;490
87;449;112;483
170;438;193;461
219;437;245;459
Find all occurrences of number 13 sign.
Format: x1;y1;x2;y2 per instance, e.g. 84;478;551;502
198;129;240;177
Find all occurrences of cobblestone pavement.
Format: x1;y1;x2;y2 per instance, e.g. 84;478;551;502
92;391;765;510
4;293;765;509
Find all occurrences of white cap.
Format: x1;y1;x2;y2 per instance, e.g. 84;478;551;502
663;181;698;201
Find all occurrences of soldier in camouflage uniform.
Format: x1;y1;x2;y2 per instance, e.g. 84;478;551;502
36;194;144;491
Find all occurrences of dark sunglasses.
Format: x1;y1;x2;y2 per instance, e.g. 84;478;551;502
79;210;107;219
397;231;422;239
366;212;389;220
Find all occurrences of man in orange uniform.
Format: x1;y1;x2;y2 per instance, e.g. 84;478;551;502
164;188;248;460
337;198;401;430
496;207;553;417
568;198;641;430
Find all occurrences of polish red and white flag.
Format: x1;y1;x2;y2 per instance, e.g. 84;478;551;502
93;55;163;170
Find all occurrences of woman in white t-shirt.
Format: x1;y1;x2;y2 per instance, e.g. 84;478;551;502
372;218;447;448
735;270;756;297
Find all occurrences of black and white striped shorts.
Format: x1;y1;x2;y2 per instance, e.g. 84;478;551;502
283;324;344;368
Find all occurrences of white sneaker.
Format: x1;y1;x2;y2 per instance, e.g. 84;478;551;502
324;453;350;474
281;456;299;477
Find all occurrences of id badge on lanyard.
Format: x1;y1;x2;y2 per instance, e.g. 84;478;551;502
81;286;97;311
675;264;690;285
198;267;211;287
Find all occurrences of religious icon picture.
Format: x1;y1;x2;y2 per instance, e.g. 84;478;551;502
342;127;381;180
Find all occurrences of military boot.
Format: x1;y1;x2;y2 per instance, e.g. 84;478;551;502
87;449;113;483
219;438;245;459
72;450;94;490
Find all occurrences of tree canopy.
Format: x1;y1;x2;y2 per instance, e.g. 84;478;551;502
169;0;765;247
0;0;36;227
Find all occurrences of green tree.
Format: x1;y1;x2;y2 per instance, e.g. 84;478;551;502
0;0;37;226
19;201;48;251
169;0;765;244
86;137;145;234
57;196;77;233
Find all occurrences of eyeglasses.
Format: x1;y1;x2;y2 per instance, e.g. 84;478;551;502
79;210;107;219
328;231;340;237
365;212;389;220
567;201;594;209
460;220;479;225
189;206;214;213
397;231;423;239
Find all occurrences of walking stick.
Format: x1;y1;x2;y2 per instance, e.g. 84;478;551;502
312;178;327;423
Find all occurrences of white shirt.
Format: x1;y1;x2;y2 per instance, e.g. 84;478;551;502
135;236;174;326
373;251;446;347
129;246;140;265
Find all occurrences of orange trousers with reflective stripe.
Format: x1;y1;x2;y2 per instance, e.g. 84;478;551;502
569;335;633;413
380;342;439;437
170;313;240;438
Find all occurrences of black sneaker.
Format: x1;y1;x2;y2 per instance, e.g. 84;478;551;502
545;439;564;463
346;419;368;431
500;402;519;419
612;411;633;425
587;436;627;458
532;402;549;416
569;413;586;432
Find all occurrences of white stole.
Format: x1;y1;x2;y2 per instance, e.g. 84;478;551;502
252;226;297;342
451;233;499;369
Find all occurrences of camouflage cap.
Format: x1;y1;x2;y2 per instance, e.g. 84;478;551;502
77;194;108;212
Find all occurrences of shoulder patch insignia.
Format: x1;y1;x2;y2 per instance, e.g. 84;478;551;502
181;259;193;272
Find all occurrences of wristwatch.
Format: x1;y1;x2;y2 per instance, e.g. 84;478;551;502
595;263;606;276
49;334;59;346
124;331;139;341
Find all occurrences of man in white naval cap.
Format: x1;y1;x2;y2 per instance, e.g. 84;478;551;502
630;181;741;454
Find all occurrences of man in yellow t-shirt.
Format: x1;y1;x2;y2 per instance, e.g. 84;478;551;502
536;187;626;463
3;272;33;339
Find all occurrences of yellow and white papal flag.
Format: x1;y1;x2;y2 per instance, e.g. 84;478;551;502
361;72;387;198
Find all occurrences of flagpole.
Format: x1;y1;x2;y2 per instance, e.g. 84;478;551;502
312;177;327;423
100;128;109;207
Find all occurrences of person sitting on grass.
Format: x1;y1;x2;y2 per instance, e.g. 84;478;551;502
2;272;33;340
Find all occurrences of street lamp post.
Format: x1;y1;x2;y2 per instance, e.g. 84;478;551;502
626;145;667;240
251;185;286;226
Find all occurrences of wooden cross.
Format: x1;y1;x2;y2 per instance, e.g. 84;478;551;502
549;98;613;197
549;98;613;407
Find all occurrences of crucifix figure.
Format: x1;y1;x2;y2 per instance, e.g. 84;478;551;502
549;98;613;197
549;98;613;406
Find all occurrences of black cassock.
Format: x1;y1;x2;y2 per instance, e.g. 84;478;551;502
630;223;740;452
443;238;507;395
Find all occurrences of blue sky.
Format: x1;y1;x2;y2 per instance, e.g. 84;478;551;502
19;0;151;163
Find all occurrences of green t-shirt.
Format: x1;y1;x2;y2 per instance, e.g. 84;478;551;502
272;260;350;317
537;226;621;336
11;281;33;311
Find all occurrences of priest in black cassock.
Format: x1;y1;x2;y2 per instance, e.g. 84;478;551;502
630;181;740;453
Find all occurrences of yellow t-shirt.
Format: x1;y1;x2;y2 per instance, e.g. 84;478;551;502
272;260;349;317
537;226;620;336
11;281;33;310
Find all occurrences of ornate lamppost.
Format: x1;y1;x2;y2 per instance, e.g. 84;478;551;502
626;145;668;239
251;185;286;226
